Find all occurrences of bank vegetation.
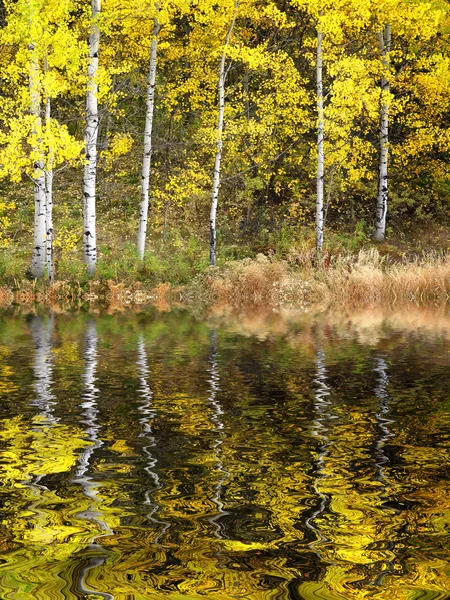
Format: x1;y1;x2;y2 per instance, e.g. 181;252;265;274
1;248;449;309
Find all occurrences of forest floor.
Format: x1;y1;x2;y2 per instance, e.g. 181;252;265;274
1;221;449;309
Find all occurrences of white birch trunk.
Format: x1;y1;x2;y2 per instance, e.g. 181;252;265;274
45;84;54;280
316;21;325;254
374;24;391;242
29;45;46;279
210;2;238;266
83;0;101;276
137;17;160;260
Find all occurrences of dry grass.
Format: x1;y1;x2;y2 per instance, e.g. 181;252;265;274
185;254;312;306
1;249;449;309
186;249;450;306
315;249;450;304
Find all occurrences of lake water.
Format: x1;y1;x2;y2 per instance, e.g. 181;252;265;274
0;306;449;599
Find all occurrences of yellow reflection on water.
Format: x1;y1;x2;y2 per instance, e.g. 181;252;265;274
0;308;449;599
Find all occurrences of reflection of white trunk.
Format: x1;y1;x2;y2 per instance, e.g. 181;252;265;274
374;24;391;242
137;16;160;260
83;0;101;276
76;321;103;489
44;72;54;280
209;2;238;266
373;355;396;585
374;356;394;482
25;314;59;553
305;349;332;556
206;331;229;538
74;320;113;600
136;334;169;542
316;17;324;254
29;44;46;279
137;335;158;490
30;314;56;426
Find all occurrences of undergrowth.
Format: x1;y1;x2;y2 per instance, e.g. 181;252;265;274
1;223;449;307
186;249;450;306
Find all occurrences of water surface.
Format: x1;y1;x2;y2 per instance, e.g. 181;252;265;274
0;306;449;599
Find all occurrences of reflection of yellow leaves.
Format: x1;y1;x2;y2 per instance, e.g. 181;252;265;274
24;518;84;546
97;462;132;474
222;540;269;552
401;445;450;468
298;580;349;600
0;416;88;484
110;439;133;454
175;396;214;434
52;341;80;364
0;345;18;395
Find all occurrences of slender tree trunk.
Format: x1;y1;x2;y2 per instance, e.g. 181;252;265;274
210;2;238;266
29;44;46;279
44;59;54;280
316;19;324;254
243;64;250;118
138;16;160;260
374;24;391;242
83;0;101;276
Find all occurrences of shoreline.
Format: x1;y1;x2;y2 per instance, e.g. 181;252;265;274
1;250;449;310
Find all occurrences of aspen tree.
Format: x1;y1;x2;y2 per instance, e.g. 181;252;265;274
0;0;85;278
44;57;54;279
29;32;46;278
374;23;391;242
83;0;101;276
210;0;239;266
137;13;160;260
316;12;324;254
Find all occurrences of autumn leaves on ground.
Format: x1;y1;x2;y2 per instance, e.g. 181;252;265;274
0;0;449;307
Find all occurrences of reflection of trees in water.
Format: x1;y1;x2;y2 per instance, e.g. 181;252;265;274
300;347;401;597
374;356;394;484
30;314;57;427
136;333;169;543
1;310;450;598
73;320;113;600
305;348;334;560
206;330;229;540
26;314;58;556
0;315;90;597
373;354;396;586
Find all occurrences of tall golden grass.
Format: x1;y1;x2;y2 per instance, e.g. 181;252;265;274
1;249;449;308
317;249;450;304
187;249;450;306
